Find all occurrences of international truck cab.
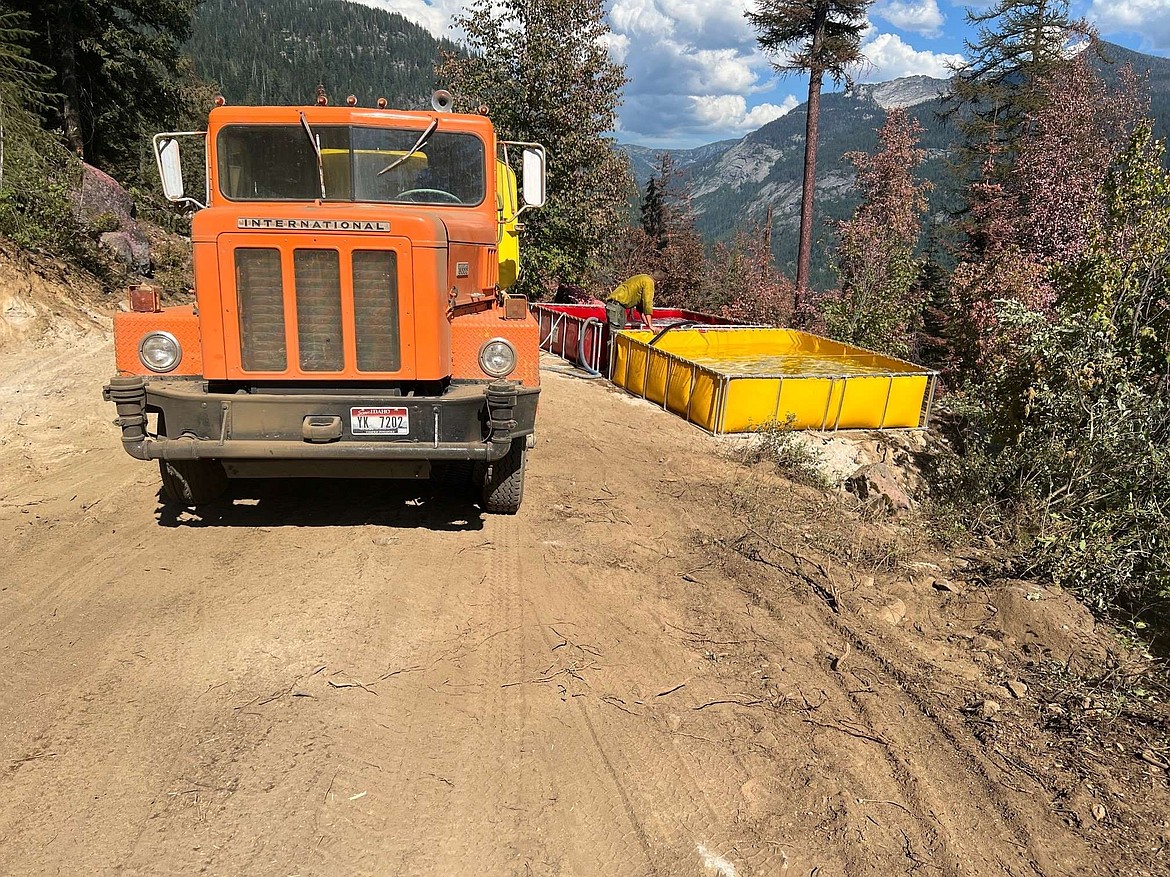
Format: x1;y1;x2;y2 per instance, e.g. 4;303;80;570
103;91;547;514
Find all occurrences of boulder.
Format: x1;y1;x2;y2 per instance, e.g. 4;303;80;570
75;164;135;228
845;461;913;512
73;163;151;273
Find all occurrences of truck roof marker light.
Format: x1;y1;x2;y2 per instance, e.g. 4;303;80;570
213;95;226;107
376;97;388;109
346;95;358;106
477;104;490;116
315;84;328;106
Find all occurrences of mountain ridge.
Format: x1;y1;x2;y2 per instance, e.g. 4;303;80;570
187;0;458;109
618;41;1170;286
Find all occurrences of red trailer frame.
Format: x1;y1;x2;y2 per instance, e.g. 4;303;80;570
533;303;750;375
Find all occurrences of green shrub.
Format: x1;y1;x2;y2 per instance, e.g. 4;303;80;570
939;124;1170;613
739;417;832;490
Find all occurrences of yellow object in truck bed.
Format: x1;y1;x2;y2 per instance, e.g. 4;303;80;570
610;328;937;434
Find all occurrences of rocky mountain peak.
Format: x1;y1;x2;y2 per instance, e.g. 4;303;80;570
848;75;949;110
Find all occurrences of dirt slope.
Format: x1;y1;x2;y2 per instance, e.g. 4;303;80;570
0;330;1166;877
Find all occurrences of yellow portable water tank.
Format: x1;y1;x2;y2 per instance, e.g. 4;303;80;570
496;160;520;290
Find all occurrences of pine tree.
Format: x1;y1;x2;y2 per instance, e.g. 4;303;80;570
187;0;460;110
437;0;631;296
0;5;50;189
746;0;870;301
943;0;1088;181
9;0;199;178
640;175;666;246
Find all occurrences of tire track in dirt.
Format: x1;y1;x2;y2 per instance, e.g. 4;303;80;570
824;615;1077;876
726;562;1092;877
512;520;793;876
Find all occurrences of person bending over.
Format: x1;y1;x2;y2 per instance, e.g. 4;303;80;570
606;270;664;333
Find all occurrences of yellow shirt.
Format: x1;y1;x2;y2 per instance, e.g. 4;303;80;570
608;274;655;315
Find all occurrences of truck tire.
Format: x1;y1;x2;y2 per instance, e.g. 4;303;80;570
159;459;229;507
478;439;526;515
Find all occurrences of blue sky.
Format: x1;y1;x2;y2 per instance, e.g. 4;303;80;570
354;0;1170;147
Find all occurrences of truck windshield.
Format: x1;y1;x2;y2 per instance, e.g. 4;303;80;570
216;124;486;206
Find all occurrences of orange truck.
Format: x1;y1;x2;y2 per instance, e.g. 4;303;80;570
103;90;546;514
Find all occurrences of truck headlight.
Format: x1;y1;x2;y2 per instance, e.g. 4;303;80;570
138;331;182;373
479;338;517;378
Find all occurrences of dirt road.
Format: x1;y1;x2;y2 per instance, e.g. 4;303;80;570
0;334;1163;876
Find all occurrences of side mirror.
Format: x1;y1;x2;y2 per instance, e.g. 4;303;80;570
521;147;546;209
156;136;185;202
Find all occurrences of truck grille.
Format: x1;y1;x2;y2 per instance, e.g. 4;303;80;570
352;250;401;372
294;249;344;371
235;248;287;372
234;246;402;374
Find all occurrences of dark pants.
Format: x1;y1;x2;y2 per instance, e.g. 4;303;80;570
605;299;628;332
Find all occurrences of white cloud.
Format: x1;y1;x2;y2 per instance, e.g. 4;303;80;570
858;32;964;80
599;31;632;64
347;0;464;36
610;0;676;37
1087;0;1170;51
607;0;786;142
872;0;945;38
691;94;799;132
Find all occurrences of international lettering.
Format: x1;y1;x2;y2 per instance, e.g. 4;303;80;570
236;218;390;232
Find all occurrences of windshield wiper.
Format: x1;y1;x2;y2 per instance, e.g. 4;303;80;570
377;118;439;177
300;111;326;200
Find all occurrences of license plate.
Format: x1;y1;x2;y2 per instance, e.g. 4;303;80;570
351;406;409;436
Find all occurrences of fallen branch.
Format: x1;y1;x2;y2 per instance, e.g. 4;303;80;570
856;797;912;815
803;718;889;746
328;678;378;695
693;696;766;711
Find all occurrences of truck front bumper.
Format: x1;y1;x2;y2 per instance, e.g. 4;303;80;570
103;376;538;463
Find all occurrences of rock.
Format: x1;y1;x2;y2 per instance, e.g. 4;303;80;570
845;462;912;512
879;597;907;625
73;163;152;273
978;699;1001;718
1006;680;1029;699
932;578;961;593
666;712;683;732
99;229;151;274
75;164;135;227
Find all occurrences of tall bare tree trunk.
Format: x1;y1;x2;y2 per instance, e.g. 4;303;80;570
52;6;86;158
795;64;823;305
794;1;829;309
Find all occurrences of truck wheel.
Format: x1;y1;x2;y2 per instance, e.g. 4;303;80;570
478;440;526;515
158;459;229;507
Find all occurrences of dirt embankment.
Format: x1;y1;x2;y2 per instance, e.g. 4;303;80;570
0;303;1166;875
0;246;109;352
